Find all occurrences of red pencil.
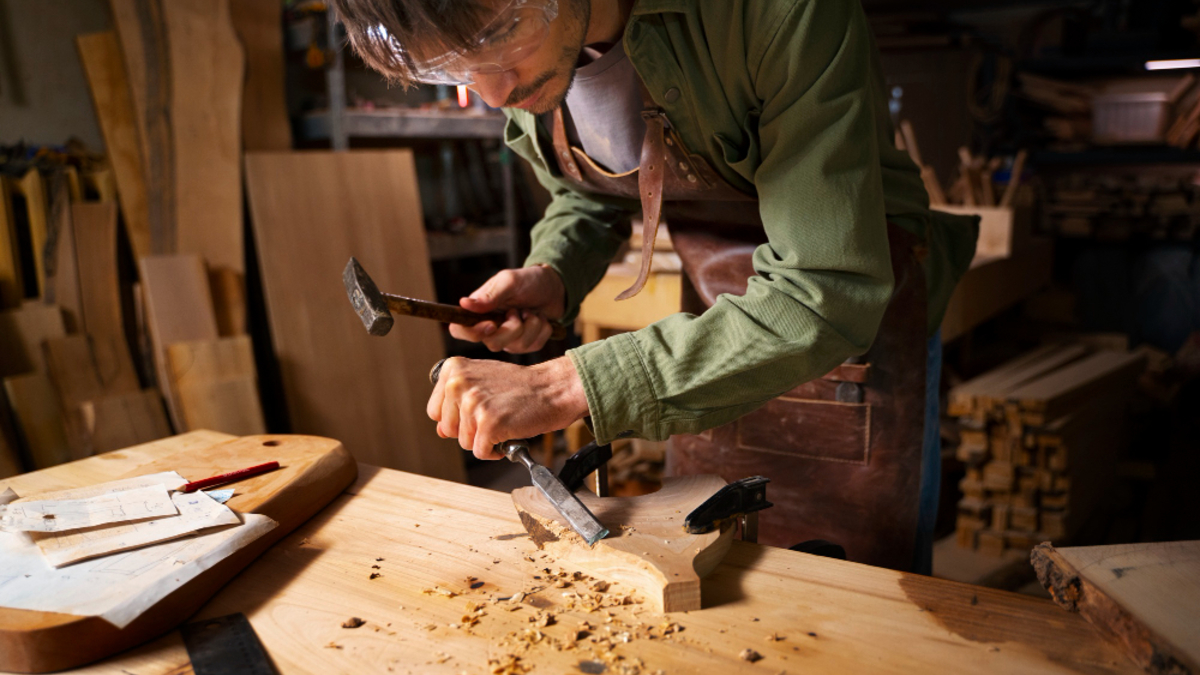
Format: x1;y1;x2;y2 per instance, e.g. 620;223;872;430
181;461;280;493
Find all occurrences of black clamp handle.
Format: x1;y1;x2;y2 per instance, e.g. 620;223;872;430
683;476;772;534
558;441;613;493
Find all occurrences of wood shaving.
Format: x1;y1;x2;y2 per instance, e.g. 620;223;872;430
765;632;784;641
740;649;763;662
369;572;382;580
422;586;458;598
341;617;366;629
324;642;343;649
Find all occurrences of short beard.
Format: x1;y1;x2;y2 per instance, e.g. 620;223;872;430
503;0;589;114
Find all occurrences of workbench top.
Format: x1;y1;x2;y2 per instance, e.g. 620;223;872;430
1;432;1137;674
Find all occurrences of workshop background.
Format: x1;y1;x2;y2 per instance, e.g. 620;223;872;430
1;0;1198;598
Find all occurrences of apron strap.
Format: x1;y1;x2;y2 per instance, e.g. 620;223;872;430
614;89;668;301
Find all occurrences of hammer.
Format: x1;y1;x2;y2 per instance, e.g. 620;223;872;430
343;257;567;339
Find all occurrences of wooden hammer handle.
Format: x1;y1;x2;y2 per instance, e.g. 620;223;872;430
384;294;567;340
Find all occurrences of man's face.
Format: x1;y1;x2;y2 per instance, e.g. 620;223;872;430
462;0;588;113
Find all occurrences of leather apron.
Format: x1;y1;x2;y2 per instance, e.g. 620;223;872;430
549;89;928;572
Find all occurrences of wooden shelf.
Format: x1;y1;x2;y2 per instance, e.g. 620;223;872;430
300;109;507;140
1032;146;1200;165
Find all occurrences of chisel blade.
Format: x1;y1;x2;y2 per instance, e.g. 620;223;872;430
529;464;609;546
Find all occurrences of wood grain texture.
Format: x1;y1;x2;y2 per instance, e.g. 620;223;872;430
44;178;83;333
165;336;265;436
70;203;125;344
0;433;357;673
108;0;174;255
0;176;22;309
75;33;152;262
229;0;292;152
513;474;735;613
2;458;1140;675
12;171;48;298
0;305;66;378
163;0;244;277
43;334;142;458
138;254;219;431
244;151;463;481
2;373;71;470
73;389;171;456
1034;541;1200;675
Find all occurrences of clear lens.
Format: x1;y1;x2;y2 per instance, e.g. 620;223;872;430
406;0;557;85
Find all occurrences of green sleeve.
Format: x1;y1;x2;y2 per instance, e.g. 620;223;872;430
521;165;631;325
570;0;896;444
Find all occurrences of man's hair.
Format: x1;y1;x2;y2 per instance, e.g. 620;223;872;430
331;0;494;86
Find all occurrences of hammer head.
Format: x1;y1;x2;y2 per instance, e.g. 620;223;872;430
344;257;394;336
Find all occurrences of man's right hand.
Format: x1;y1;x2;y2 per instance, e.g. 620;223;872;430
451;265;566;354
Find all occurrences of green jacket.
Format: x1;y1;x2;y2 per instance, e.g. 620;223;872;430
502;0;979;444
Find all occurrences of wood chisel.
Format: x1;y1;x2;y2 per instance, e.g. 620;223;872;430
428;359;609;546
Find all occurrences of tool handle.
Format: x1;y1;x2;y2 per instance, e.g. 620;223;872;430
389;294;567;340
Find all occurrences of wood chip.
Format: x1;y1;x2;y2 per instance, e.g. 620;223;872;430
324;642;343;649
740;648;763;662
341;617;365;629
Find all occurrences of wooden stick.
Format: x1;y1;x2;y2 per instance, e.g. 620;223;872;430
899;120;923;166
1000;150;1028;208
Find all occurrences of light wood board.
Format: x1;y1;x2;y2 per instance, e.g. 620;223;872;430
514;474;735;613
1034;541;1200;674
244;151;463;481
166;336;265;436
0;175;22;309
0;305;66;378
43;334;140;410
108;0;174;255
229;0;292;152
163;0;244;279
3;373;71;469
73;388;171;455
75;31;152;262
13;171;49;299
1007;350;1147;423
0;432;357;673
4;455;1142;675
138;254;219;431
71;203;126;344
44;177;83;332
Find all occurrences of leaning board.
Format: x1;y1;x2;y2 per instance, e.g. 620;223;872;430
0;432;357;673
244;151;463;481
1033;541;1200;675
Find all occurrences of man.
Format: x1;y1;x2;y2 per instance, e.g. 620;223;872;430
333;0;978;572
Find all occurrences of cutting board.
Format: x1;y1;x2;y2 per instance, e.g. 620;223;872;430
513;474;736;613
0;433;356;673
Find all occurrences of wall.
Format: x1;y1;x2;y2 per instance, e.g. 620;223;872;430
0;0;111;149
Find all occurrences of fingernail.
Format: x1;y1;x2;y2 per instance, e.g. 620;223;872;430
481;323;496;336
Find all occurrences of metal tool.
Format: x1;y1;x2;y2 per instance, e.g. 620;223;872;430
181;613;278;675
344;257;567;339
558;441;612;496
428;359;609;546
684;476;773;543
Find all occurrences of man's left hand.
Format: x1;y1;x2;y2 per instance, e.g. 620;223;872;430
427;355;590;459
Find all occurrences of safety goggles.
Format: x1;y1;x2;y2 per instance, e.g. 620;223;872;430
382;0;559;85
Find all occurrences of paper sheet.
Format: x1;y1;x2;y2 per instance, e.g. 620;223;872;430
8;471;188;503
34;489;242;567
0;484;178;533
0;487;278;629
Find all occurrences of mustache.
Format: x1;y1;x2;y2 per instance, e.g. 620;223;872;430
504;69;556;107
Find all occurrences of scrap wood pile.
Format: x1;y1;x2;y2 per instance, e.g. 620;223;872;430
949;341;1148;556
0;0;288;480
894;120;1027;209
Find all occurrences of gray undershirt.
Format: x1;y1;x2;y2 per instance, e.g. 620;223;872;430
562;42;645;175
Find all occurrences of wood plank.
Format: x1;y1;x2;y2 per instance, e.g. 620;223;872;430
0;175;23;309
1034;541;1200;675
513;475;734;613
1007;350;1147;423
166;335;265;435
73;388;171;455
138;254;220;430
109;0;174;255
13;170;49;298
44;176;84;333
948;343;1090;418
229;0;292;152
42;334;140;410
244;151;463;481
0;304;66;377
72;202;126;344
163;0;244;279
3;373;71;469
75;31;152;262
0;433;357;673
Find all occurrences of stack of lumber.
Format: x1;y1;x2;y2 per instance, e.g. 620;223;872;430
1043;170;1200;241
949;341;1147;556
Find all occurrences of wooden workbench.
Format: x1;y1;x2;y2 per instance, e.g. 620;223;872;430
1;431;1137;674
